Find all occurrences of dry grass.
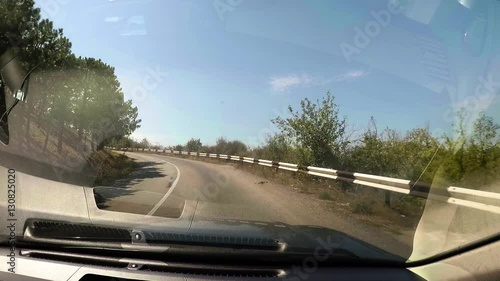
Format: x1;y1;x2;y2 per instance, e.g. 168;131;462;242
352;201;374;215
318;191;333;200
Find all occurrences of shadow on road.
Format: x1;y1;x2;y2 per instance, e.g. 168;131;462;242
94;187;138;209
112;161;167;188
93;160;168;209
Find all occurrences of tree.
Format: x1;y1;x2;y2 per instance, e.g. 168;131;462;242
400;127;441;182
186;138;202;152
226;140;247;155
110;136;133;149
1;0;141;154
272;92;348;167
471;112;499;166
206;137;247;155
139;138;151;149
462;112;500;186
346;117;386;175
262;133;292;162
214;137;228;154
1;1;74;151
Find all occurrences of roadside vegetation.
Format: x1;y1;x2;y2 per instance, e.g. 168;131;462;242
1;0;141;154
86;150;138;187
113;91;499;229
0;0;142;189
119;92;499;192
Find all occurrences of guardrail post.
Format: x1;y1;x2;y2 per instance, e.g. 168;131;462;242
272;161;279;173
385;191;391;207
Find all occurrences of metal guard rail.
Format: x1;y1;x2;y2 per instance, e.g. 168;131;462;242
106;147;500;215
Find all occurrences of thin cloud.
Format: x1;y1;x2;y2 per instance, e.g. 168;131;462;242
332;70;368;82
269;74;313;92
270;70;368;92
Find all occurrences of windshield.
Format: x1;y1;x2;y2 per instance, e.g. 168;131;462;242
0;0;499;268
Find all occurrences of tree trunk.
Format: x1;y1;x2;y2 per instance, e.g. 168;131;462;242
78;125;82;139
43;127;50;152
57;121;64;153
83;132;88;152
25;98;32;135
43;94;54;153
26;114;31;138
0;82;9;144
97;141;105;151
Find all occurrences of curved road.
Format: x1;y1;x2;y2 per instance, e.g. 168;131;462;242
98;151;414;257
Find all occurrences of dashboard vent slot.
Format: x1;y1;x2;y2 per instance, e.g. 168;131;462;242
79;275;143;281
144;232;282;250
21;249;126;269
22;249;285;279
30;220;131;241
142;265;283;278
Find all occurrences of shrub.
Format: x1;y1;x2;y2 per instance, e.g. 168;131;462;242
352;200;374;215
318;191;333;200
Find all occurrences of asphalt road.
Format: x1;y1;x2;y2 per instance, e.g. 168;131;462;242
94;151;414;258
99;151;329;223
94;153;182;217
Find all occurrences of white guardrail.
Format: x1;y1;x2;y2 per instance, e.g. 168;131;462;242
106;147;500;215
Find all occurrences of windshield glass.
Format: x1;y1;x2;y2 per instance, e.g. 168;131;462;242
0;0;499;265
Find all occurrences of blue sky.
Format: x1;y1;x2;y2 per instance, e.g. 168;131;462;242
35;0;499;147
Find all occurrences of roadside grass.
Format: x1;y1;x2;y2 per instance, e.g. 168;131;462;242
149;152;424;231
352;202;374;215
89;150;139;186
318;191;333;200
